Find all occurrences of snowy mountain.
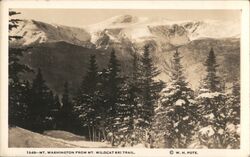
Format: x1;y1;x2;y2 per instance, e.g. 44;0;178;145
9;19;94;48
86;15;240;48
10;15;240;48
9;15;240;93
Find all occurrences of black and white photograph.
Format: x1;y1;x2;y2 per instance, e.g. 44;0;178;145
1;1;250;156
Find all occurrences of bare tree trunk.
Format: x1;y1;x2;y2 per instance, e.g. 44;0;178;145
145;130;148;147
102;129;106;141
88;126;92;141
98;130;101;141
92;126;95;142
111;131;115;146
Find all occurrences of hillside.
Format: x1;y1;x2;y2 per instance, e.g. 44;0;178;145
19;41;133;94
17;37;239;94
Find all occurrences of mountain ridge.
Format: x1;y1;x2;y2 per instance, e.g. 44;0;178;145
10;15;240;48
10;15;240;94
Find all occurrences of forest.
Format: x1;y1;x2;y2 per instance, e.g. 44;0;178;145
9;11;240;149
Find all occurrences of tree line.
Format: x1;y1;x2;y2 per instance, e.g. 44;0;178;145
9;11;240;148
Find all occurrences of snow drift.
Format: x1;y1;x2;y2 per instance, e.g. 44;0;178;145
9;127;110;148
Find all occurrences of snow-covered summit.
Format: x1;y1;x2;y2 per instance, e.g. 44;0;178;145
10;19;92;47
10;15;240;47
85;14;240;47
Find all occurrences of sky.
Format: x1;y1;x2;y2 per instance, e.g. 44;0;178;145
13;9;240;27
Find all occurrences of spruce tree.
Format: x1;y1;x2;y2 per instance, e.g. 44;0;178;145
60;81;73;131
105;49;124;145
202;48;221;92
73;55;101;141
227;80;240;124
9;11;32;127
96;68;112;141
28;68;54;132
153;49;197;148
118;52;142;146
138;44;163;141
10;80;31;128
195;48;229;148
50;94;61;129
21;80;32;128
223;79;240;148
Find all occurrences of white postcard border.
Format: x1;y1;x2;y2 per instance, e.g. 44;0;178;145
0;1;249;157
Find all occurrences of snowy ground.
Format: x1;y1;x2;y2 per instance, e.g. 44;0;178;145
43;130;86;141
9;127;110;148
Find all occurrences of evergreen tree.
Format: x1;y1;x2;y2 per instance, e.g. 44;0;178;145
28;68;54;132
137;44;163;140
195;48;230;148
9;11;22;40
118;52;142;146
227;79;240;124
20;81;32;128
81;55;99;93
223;79;240;148
153;49;197;148
9;11;32;126
201;48;221;92
50;94;61;129
73;55;101;141
104;49;124;145
60;81;73;131
96;68;112;141
10;80;31;128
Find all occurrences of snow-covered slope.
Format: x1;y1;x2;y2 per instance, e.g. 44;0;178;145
86;15;240;46
10;20;93;48
10;15;240;48
9;127;110;148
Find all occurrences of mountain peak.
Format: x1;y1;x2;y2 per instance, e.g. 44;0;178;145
112;15;139;24
10;19;91;47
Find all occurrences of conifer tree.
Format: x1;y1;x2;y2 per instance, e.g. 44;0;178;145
10;80;31;128
28;68;54;132
227;79;240;124
223;79;240;148
73;55;101;141
153;49;197;148
104;49;124;145
96;68;112;141
9;11;32;126
201;48;221;92
195;48;229;148
60;81;73;131
21;80;32;128
119;52;142;146
138;45;163;136
50;94;61;129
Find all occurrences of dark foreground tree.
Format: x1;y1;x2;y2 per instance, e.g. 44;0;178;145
104;49;124;145
113;52;142;146
9;11;32;127
136;45;164;146
28;68;54;132
59;81;73;131
73;55;103;141
50;94;61;129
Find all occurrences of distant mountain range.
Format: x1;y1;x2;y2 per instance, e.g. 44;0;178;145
10;15;240;94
